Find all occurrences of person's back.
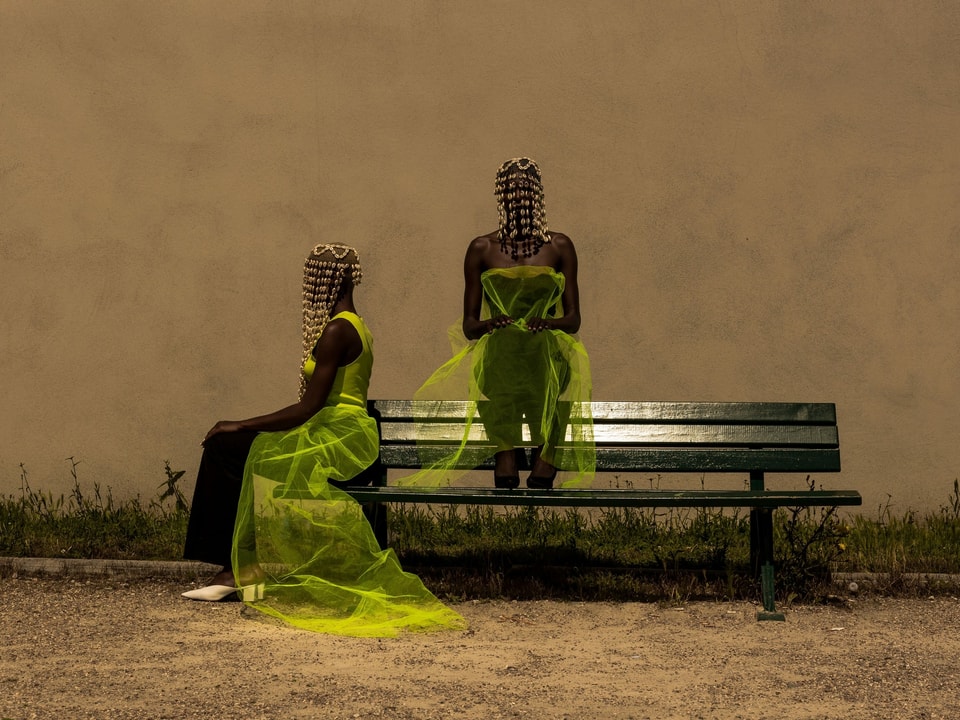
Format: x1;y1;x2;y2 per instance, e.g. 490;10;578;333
304;310;373;409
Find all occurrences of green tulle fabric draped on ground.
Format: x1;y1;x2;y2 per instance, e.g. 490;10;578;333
233;407;466;637
400;265;595;488
231;315;466;637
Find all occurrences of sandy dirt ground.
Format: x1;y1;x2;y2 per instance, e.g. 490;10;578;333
2;577;958;720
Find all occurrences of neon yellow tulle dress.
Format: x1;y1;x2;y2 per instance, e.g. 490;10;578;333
232;311;466;636
401;266;595;488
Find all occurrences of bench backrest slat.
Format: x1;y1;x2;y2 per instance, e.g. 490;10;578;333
381;422;838;448
368;400;841;475
380;446;841;473
590;401;837;424
371;400;837;425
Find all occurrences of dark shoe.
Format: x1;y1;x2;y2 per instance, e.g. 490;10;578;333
526;468;557;490
494;474;521;489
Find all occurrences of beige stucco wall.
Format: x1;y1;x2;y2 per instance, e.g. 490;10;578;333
2;1;958;513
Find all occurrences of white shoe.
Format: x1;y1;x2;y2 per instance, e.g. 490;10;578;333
181;583;264;602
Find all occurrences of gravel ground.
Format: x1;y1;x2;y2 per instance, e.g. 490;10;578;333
2;576;959;719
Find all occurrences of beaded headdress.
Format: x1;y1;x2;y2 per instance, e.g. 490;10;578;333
299;243;362;397
495;157;549;259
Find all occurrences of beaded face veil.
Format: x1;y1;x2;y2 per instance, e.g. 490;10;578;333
495;157;549;260
299;243;362;396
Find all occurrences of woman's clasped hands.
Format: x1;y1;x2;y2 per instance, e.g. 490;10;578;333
485;315;553;334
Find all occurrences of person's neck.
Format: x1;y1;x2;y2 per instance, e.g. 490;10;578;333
331;296;357;317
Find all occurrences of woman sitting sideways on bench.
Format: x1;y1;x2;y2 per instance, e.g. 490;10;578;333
404;157;595;490
181;243;464;637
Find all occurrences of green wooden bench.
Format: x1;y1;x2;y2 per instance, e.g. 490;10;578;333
333;400;860;620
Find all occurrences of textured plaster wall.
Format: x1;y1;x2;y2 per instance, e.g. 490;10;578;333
1;1;958;513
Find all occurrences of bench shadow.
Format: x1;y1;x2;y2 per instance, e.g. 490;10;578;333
397;549;767;604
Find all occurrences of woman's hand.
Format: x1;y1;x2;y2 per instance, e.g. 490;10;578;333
486;315;514;333
203;420;243;445
526;318;554;333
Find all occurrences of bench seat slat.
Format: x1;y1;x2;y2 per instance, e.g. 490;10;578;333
340;487;862;508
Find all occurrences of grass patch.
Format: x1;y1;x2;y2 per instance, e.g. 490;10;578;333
389;504;753;603
0;460;187;561
388;478;960;603
3;461;959;605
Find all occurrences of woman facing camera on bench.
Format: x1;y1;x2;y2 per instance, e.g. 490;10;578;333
404;157;595;490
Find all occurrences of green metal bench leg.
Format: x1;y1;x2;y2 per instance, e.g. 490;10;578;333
747;471;784;620
367;456;389;549
758;561;785;621
363;502;389;549
751;506;785;621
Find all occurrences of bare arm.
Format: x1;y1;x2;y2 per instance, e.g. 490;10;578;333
202;319;359;444
528;233;582;334
461;236;513;340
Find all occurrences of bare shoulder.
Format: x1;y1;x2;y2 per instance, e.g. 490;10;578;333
467;232;497;255
313;315;362;364
465;232;498;268
316;316;357;348
548;231;574;248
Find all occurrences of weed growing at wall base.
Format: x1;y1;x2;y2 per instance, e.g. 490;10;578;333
0;458;187;560
840;479;960;582
390;481;960;602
